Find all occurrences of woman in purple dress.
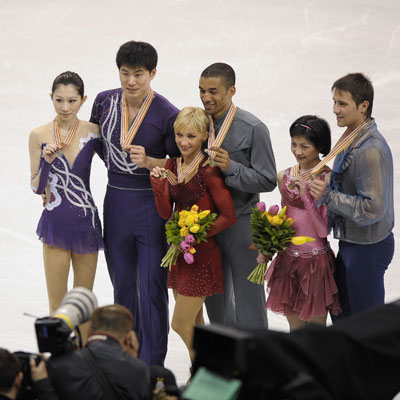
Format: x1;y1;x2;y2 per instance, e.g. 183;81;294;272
261;115;340;331
28;72;103;315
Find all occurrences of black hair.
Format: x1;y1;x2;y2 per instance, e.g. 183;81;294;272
332;73;374;118
200;62;236;89
116;41;158;71
51;71;84;97
289;115;331;157
0;349;21;392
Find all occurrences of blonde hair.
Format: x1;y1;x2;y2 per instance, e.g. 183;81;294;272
174;107;209;135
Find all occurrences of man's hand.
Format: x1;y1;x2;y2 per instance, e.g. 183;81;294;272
30;358;48;382
310;179;329;200
124;145;148;169
206;147;231;171
124;330;139;358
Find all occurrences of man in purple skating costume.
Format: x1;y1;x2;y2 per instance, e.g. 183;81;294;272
90;41;179;366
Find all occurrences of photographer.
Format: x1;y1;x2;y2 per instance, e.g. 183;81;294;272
48;304;152;400
0;349;58;400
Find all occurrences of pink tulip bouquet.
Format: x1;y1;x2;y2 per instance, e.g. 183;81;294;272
161;205;217;269
248;202;314;284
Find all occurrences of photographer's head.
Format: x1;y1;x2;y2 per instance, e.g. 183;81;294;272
0;349;22;399
89;305;139;357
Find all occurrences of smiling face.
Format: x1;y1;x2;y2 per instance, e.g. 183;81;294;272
332;89;369;132
175;126;208;162
291;135;320;170
119;64;156;103
199;76;235;120
51;84;86;124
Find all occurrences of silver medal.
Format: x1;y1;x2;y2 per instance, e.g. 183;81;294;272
56;150;63;158
121;151;128;158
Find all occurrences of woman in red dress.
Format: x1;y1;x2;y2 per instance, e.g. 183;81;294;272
150;107;236;362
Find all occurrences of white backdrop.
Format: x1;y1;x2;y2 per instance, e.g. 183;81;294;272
0;0;399;386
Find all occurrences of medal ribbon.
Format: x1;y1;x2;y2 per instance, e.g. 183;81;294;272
208;103;237;161
290;164;314;181
163;170;178;186
53;118;79;148
177;152;206;183
120;89;154;148
162;152;206;185
311;118;370;176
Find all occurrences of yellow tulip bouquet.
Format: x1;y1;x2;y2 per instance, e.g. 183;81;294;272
161;205;217;269
247;202;315;284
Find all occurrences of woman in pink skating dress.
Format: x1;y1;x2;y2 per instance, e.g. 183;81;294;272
263;115;340;331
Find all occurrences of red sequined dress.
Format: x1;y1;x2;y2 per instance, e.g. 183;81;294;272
265;167;341;320
151;158;236;297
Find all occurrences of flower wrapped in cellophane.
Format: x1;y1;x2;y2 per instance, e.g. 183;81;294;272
247;202;315;284
161;204;217;269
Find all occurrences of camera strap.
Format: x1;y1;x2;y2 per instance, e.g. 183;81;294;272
81;347;119;400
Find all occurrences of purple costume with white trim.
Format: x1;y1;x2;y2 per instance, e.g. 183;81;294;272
90;88;179;366
35;136;103;254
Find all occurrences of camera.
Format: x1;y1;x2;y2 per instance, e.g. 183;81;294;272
35;287;98;355
13;352;42;400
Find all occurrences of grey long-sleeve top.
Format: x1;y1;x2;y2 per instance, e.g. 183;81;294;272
213;107;276;217
321;118;394;244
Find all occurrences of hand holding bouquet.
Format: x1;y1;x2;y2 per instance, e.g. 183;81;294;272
247;202;315;284
161;205;217;269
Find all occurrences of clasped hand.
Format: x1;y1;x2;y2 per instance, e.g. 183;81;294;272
124;144;148;169
150;166;166;178
42;144;60;163
288;176;308;197
205;117;231;171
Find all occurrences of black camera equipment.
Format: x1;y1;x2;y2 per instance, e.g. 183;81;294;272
14;352;42;400
35;287;97;355
191;300;400;400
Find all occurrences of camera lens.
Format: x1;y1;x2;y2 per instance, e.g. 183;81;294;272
53;287;98;329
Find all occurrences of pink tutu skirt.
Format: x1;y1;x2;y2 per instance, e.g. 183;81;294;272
265;248;341;320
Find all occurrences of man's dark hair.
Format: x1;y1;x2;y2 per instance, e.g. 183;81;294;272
290;115;331;157
0;349;21;392
91;305;133;339
201;63;236;89
332;73;374;118
116;41;158;71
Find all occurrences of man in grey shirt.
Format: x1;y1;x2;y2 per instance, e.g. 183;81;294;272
199;63;276;329
310;73;394;320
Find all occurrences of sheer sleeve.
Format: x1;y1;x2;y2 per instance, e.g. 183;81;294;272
29;130;51;195
204;166;236;238
300;189;329;238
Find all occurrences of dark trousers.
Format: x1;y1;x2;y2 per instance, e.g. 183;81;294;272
103;186;169;365
205;213;268;329
332;232;394;322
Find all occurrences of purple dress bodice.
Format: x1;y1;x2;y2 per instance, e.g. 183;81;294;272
36;136;103;254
